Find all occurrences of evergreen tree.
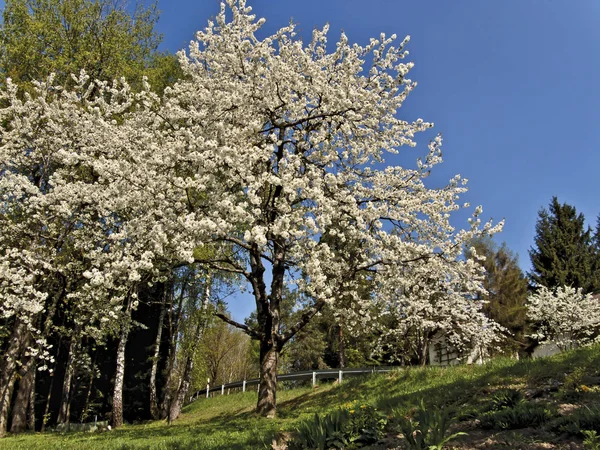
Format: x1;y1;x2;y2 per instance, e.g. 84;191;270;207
466;237;529;354
528;197;597;293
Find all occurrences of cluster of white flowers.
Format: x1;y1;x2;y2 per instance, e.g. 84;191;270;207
0;0;505;388
527;285;600;350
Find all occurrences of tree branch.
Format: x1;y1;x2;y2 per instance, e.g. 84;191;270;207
279;299;327;348
214;313;262;340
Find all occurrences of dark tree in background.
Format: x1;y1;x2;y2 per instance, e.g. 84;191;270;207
466;237;529;355
528;197;598;294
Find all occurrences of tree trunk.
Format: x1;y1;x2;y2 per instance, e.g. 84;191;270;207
80;349;97;423
256;341;279;418
167;356;192;423
255;240;284;419
40;336;61;433
0;319;29;437
159;279;187;419
338;325;346;369
112;304;132;429
28;368;36;431
57;336;78;426
149;291;167;420
10;360;36;433
167;273;211;423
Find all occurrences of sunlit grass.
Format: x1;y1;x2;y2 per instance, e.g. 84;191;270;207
1;344;599;449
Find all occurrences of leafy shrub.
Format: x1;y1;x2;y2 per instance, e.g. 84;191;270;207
294;409;350;450
560;367;589;401
347;404;388;445
551;405;600;436
395;400;466;450
583;430;600;450
479;402;555;430
292;404;387;449
488;389;524;411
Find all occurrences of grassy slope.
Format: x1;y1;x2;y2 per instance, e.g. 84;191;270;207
1;344;599;449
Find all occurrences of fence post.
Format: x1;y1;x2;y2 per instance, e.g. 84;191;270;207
221;384;225;395
206;384;210;398
312;371;316;387
338;369;343;384
242;380;246;392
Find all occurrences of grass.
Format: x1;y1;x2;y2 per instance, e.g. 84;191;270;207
1;343;600;449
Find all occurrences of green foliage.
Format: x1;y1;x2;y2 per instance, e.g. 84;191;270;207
551;405;600;436
395;400;466;450
294;409;350;450
479;401;555;430
466;237;529;354
583;430;600;450
292;403;387;449
0;0;180;93
487;388;524;411
559;366;590;401
529;197;598;294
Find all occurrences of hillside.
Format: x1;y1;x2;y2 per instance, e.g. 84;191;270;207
1;345;599;449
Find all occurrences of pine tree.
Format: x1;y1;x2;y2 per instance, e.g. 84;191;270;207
528;197;596;293
466;237;529;354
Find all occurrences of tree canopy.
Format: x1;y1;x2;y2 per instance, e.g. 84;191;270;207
0;0;180;92
0;0;503;422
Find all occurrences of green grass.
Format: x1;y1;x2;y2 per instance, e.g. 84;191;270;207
2;344;600;449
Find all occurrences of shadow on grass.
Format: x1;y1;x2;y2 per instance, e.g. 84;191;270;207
3;345;599;449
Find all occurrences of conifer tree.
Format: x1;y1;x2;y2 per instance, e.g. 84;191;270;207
466;237;529;354
528;197;596;293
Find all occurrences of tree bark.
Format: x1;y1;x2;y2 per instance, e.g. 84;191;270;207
168;273;211;423
255;240;284;418
159;278;187;419
149;290;167;420
9;360;36;433
111;303;132;429
0;319;29;437
338;325;346;369
256;341;279;418
80;348;97;423
57;335;78;426
27;368;36;431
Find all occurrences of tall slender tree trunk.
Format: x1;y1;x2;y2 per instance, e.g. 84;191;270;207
80;349;97;423
0;319;29;437
57;335;79;426
167;353;193;423
168;273;211;423
10;360;36;433
160;279;187;419
40;336;61;433
27;369;36;431
338;325;346;369
149;291;167;420
111;304;132;429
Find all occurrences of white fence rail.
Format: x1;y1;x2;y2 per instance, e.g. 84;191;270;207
190;366;398;402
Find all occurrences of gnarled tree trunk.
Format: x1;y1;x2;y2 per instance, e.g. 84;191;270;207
0;319;29;437
10;360;36;433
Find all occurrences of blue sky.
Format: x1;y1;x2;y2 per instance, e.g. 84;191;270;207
2;1;599;321
152;1;600;320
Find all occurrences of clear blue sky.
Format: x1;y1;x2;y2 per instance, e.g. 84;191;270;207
3;1;599;321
